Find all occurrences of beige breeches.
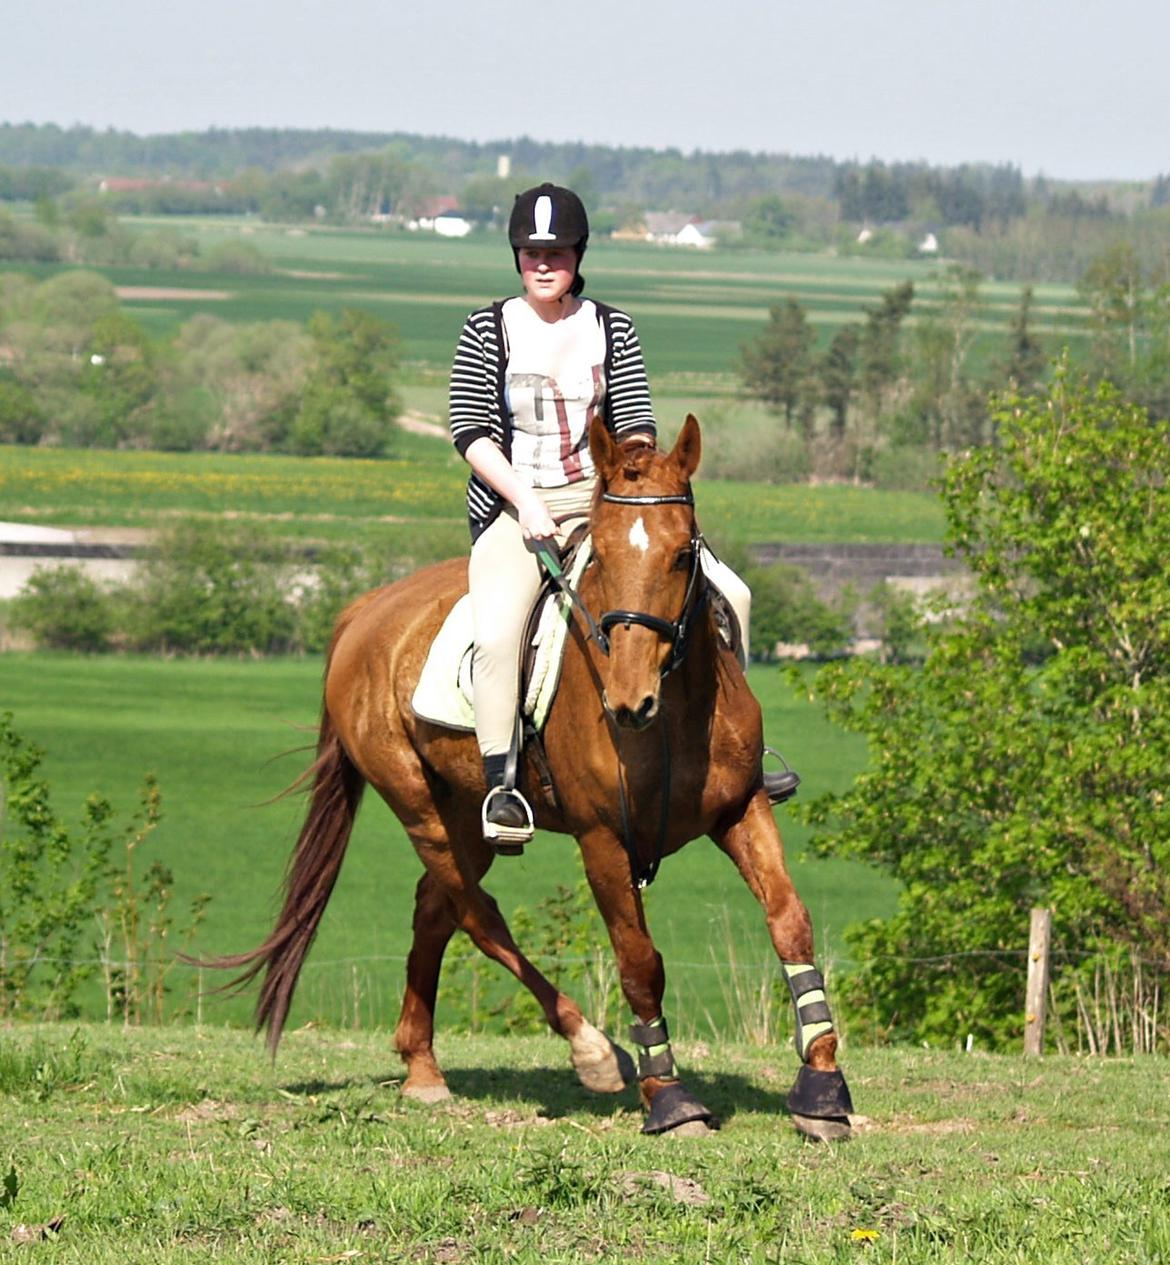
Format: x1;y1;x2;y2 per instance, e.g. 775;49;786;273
469;480;597;757
468;480;753;757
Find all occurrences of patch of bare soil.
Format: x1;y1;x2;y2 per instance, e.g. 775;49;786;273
114;286;231;301
277;268;348;280
398;410;447;439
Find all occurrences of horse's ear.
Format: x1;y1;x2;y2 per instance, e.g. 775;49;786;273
670;414;702;479
589;415;619;480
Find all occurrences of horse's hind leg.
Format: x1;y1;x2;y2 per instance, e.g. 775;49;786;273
395;872;459;1102
713;798;854;1141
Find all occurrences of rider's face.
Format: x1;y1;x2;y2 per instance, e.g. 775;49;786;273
518;246;578;306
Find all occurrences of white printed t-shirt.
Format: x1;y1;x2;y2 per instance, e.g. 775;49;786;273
502;297;606;488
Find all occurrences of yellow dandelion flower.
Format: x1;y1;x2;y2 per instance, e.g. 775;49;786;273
851;1228;880;1243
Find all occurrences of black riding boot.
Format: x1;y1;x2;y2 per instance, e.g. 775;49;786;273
762;747;801;805
481;753;534;853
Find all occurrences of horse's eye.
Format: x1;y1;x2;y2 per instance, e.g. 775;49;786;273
672;548;693;572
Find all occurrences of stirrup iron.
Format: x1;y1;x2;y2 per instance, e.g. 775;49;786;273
481;785;535;851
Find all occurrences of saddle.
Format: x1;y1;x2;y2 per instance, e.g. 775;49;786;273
410;538;594;735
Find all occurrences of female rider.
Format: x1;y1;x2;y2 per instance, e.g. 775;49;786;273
448;182;796;849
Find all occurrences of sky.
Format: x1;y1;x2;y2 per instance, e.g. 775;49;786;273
2;0;1168;182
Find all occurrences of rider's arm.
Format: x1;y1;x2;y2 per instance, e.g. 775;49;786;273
607;312;657;444
464;437;557;541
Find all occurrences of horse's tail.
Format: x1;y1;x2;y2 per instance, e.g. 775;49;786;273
193;701;366;1056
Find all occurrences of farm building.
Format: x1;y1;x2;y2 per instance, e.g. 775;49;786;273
618;213;739;248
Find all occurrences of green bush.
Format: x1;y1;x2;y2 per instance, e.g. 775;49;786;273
295;543;389;653
870;442;946;492
0;379;45;443
9;567;116;651
126;521;298;654
746;561;854;659
202;238;271;275
0;714;117;1018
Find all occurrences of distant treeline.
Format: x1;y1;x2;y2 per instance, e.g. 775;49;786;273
4;123;1170;283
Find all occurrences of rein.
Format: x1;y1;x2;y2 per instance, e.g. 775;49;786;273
539;486;705;890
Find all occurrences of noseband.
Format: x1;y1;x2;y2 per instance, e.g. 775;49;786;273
593;489;706;677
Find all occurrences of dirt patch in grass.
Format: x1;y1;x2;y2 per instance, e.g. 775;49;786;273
115;286;232;301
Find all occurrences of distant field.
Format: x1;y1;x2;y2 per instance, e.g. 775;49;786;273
0;440;947;551
2;221;1091;380
0;652;891;1035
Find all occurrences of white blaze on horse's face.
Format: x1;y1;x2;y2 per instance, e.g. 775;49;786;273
628;516;650;554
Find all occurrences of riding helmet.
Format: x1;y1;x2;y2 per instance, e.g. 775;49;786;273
508;182;589;295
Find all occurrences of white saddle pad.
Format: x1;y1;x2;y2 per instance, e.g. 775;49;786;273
410;541;592;733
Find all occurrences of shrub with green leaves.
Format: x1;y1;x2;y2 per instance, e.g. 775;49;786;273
801;371;1170;1049
9;566;116;652
0;714;117;1018
295;542;390;653
745;561;854;660
125;520;298;654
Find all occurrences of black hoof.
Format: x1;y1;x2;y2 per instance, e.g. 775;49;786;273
642;1081;718;1135
787;1064;854;1119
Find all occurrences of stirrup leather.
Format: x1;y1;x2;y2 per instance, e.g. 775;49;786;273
481;785;535;847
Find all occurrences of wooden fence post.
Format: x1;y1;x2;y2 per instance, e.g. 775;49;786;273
1024;907;1052;1056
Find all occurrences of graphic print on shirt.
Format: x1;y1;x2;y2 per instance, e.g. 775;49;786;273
507;365;604;484
502;298;608;489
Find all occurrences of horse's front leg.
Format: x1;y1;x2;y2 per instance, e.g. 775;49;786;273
578;827;717;1136
712;795;854;1141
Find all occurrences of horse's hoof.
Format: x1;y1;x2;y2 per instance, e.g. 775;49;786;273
642;1081;717;1135
401;1082;452;1104
792;1112;852;1143
570;1021;635;1093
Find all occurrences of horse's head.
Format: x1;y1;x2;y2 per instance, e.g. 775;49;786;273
586;414;703;730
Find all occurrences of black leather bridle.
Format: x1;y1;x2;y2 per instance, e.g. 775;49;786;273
538;486;707;889
593;489;707;678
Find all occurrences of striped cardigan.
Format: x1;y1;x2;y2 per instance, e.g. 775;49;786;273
448;299;656;541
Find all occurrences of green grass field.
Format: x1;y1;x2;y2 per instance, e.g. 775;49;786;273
1;1023;1165;1263
0;439;947;552
3;222;1090;381
0;653;892;1036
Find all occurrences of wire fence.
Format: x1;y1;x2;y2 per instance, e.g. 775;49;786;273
10;941;1167;1056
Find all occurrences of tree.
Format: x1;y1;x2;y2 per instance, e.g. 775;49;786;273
859;281;914;422
165;314;310;452
290;308;400;457
739;298;816;431
801;371;1170;1048
1078;242;1145;381
744;194;795;241
75;311;158;447
819;325;860;440
1001;284;1047;394
907;266;986;449
745;562;853;660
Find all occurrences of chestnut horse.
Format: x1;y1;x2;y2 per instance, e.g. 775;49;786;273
210;415;853;1139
